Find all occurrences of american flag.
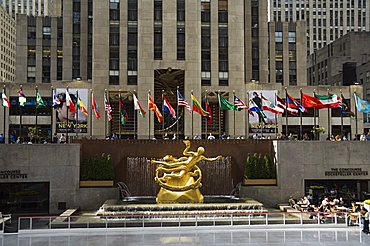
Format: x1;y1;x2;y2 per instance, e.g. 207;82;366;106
104;94;113;121
177;90;192;112
234;96;248;109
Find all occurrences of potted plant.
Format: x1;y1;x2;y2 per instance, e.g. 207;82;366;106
243;153;277;186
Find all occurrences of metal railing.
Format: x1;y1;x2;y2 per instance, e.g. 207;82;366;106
17;211;357;233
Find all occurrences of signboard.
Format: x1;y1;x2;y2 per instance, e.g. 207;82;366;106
248;90;278;133
0;170;28;179
55;88;89;133
325;168;368;176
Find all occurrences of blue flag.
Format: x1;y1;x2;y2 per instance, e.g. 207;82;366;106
354;93;370;113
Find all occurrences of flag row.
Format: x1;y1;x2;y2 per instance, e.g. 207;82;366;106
2;88;370;124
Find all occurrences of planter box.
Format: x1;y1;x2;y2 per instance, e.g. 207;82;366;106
243;179;277;186
80;180;114;187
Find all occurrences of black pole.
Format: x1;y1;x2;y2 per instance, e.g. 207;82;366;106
355;92;358;137
274;92;278;139
327;89;330;138
35;87;38;143
133;90;137;139
205;91;208;138
3;85;6;143
340;90;343;136
66;87;69;143
260;92;263;139
19;85;23;141
177;86;179;138
76;90;79;139
313;90;316;140
104;90;107;138
218;90;221;138
89;89;92;139
191;91;194;139
233;90;236;139
285;87;288;136
246;91;249;139
300;88;303;140
148;91;151;139
51;87;53;142
118;91;121;139
162;90;164;139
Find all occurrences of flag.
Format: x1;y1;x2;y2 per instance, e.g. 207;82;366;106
205;97;212;124
2;90;9;108
218;94;237;111
234;96;248;110
249;99;267;119
354;93;370;113
191;94;209;117
52;90;61;108
18;89;26;107
133;94;146;118
177;90;191;112
301;93;340;109
276;94;298;115
286;93;306;112
163;97;176;120
77;96;88;116
119;98;129;124
148;94;163;122
91;93;100;119
261;95;284;114
36;90;45;108
104;94;112;121
339;94;354;116
65;90;77;113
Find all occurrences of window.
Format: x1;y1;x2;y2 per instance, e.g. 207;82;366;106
275;31;283;42
288;31;296;43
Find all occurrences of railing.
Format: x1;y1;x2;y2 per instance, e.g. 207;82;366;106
17;211;357;233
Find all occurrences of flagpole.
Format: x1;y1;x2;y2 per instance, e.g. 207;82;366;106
35;86;38;142
218;90;221;139
354;91;358;137
191;90;194;139
51;86;53;142
104;89;107;138
148;90;151;139
327;88;330;138
300;88;303;140
233;90;236;139
162;90;164;139
66;86;69;143
133;90;137;139
89;89;92;139
285;87;288;137
176;86;179;138
3;85;6;143
340;89;343;136
118;90;121;139
76;90;79;139
275;92;278;139
246;91;249;139
260;92;263;139
205;90;208;138
313;89;316;140
19;84;23;141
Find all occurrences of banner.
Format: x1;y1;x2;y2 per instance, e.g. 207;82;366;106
55;88;89;133
248;90;278;133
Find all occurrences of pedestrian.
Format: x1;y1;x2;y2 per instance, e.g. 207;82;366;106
59;134;66;144
0;133;4;143
362;208;369;234
52;133;58;143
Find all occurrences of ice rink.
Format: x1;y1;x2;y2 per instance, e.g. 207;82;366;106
1;227;370;246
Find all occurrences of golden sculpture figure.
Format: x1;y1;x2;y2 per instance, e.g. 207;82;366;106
152;140;222;203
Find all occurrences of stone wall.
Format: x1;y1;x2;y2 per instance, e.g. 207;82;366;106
241;141;370;207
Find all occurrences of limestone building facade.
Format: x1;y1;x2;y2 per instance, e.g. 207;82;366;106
0;5;16;83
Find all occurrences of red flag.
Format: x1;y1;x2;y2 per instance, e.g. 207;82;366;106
65;90;77;113
91;93;100;119
148;94;162;123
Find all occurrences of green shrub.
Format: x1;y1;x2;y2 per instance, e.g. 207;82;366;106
244;153;276;179
80;153;113;181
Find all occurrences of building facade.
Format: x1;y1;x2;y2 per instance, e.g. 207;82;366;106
0;0;58;17
0;5;16;83
270;0;370;54
7;0;361;142
268;21;307;85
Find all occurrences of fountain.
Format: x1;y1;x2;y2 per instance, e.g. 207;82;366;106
97;141;264;218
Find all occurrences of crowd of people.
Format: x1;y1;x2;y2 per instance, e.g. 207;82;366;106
288;195;369;233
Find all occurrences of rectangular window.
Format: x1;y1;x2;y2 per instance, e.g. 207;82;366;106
109;0;120;85
275;31;283;42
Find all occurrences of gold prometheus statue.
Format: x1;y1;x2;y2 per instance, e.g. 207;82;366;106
151;140;222;203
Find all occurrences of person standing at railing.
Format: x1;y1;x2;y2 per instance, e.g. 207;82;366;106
361;208;369;234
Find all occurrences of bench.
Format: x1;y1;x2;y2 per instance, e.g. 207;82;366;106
278;204;291;212
52;208;79;223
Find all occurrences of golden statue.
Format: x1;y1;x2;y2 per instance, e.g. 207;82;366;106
152;140;222;203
